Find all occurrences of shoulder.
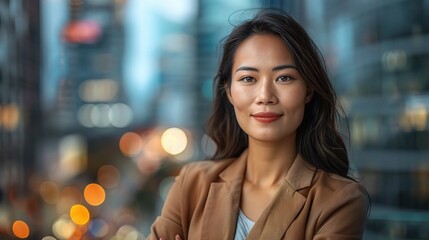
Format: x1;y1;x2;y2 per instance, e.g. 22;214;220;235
184;158;233;174
312;171;368;197
184;158;235;175
177;158;235;185
170;158;236;208
309;171;369;215
306;172;370;236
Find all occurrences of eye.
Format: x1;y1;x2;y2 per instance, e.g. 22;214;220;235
276;75;293;83
239;76;255;83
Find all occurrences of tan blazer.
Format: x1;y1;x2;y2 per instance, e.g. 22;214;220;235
148;150;369;240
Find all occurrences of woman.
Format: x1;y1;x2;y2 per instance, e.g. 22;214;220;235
149;9;369;240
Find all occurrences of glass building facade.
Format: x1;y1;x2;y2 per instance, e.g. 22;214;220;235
0;0;428;239
298;0;429;238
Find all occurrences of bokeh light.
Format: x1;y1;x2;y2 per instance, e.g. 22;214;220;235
63;20;102;44
97;165;120;189
136;129;168;175
77;104;95;128
136;155;161;176
109;103;133;128
408;104;427;131
161;127;187;155
141;129;165;160
52;215;76;240
78;79;118;102
119;132;143;157
70;204;90;225
115;225;144;239
1;103;20;131
91;103;111;127
39;181;60;204
58;134;88;180
12;220;30;239
84;183;105;206
78;103;133;128
41;236;57;240
68;224;88;240
88;219;109;238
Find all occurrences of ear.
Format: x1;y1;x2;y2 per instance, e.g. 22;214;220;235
305;87;313;103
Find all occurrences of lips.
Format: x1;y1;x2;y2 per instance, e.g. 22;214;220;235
251;112;283;123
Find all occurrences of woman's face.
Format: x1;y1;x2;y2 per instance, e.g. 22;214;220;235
227;34;311;144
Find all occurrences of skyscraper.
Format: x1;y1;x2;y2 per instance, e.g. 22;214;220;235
0;0;41;199
297;0;429;238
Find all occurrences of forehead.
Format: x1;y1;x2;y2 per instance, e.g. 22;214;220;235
233;34;294;67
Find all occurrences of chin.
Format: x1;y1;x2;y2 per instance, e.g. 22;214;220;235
249;134;287;143
247;130;297;144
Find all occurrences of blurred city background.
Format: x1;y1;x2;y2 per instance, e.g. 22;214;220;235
0;0;428;239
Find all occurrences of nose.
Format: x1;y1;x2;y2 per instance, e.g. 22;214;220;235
255;80;278;105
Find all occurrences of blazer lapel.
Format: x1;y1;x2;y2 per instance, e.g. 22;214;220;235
247;154;316;240
201;151;248;240
200;152;315;240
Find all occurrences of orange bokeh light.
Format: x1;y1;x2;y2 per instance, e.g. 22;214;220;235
1;104;20;130
12;220;30;239
119;132;142;157
84;183;105;206
70;204;90;225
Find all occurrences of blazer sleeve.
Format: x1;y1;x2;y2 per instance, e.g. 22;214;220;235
147;165;189;240
313;182;370;240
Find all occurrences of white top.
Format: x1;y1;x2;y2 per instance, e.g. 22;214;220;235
234;209;255;240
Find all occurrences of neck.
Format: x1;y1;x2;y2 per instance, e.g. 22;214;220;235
245;137;297;187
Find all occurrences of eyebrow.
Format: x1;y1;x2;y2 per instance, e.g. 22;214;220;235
235;64;297;72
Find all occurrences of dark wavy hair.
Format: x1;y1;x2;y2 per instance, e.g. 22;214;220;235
206;9;350;178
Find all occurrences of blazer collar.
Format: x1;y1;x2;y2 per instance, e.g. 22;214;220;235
201;151;247;239
247;154;316;239
201;149;316;240
284;153;316;191
218;149;248;182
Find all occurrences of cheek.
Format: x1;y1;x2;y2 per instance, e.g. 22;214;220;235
285;96;306;111
280;88;307;108
229;86;251;109
279;89;308;127
229;87;251;129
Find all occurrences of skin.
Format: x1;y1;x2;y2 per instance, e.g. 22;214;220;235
227;33;312;221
